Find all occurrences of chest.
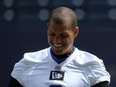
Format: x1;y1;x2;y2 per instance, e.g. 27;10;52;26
22;64;89;87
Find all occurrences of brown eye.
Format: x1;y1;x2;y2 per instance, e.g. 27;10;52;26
49;33;55;36
61;33;69;38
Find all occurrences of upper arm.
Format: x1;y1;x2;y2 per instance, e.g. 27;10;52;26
8;77;23;87
92;81;109;87
11;58;28;86
88;60;110;86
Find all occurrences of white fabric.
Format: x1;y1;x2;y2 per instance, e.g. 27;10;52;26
11;47;110;87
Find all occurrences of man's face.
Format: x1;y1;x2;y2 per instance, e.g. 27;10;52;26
47;21;78;55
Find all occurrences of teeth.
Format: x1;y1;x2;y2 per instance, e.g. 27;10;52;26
54;44;62;47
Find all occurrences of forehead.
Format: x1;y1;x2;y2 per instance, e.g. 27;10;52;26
48;21;72;33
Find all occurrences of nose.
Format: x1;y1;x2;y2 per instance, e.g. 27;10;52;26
54;35;61;44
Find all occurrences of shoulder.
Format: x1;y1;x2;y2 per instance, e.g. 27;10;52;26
74;48;111;86
11;47;50;84
23;47;50;64
74;48;102;65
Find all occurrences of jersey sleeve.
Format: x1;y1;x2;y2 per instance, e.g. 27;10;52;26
11;51;45;86
88;60;111;86
11;58;28;86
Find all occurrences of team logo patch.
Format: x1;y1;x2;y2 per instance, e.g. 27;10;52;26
49;71;65;80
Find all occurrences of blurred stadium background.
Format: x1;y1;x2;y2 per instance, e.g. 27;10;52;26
0;0;116;87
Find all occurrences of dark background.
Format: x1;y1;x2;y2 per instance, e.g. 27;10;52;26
0;0;116;87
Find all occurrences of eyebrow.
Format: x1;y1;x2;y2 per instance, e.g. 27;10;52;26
49;30;68;34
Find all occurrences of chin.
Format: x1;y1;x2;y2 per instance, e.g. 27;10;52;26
54;51;63;55
52;49;64;55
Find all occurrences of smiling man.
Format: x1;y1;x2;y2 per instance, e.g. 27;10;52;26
9;7;110;87
48;12;78;55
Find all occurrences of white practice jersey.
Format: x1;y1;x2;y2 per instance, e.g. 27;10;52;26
11;47;110;87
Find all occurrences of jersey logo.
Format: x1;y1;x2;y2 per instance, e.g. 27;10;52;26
49;71;65;80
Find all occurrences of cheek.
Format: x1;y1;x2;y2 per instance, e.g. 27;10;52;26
68;35;74;42
47;36;51;44
48;36;54;45
48;36;53;42
64;38;74;47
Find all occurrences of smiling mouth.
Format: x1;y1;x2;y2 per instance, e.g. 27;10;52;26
54;44;63;48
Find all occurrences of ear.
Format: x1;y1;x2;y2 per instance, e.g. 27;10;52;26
47;23;50;30
47;23;49;27
74;26;79;38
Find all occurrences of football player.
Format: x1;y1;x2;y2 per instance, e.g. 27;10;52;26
9;7;110;87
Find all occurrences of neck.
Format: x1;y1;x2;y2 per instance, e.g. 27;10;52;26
51;47;74;59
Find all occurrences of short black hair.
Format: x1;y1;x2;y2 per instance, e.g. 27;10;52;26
48;7;77;29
